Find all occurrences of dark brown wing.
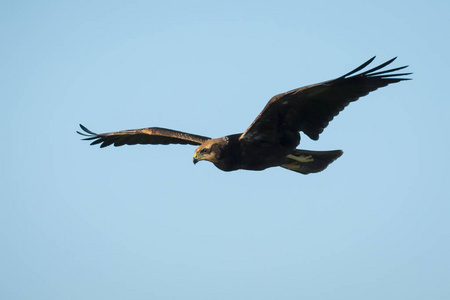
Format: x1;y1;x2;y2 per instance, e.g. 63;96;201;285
240;57;411;142
77;124;210;148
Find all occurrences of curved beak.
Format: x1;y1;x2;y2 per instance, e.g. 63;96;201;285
193;157;199;165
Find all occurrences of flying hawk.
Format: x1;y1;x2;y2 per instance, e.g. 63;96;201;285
78;57;410;174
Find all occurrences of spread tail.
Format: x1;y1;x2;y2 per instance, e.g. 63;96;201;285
281;149;343;174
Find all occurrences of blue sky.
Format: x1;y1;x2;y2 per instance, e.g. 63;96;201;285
2;1;449;299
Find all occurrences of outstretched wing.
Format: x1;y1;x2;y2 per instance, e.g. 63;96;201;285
77;124;210;148
240;57;411;142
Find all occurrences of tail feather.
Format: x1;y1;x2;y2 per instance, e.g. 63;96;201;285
281;149;343;174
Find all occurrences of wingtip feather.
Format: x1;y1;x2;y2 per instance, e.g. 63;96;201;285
340;56;376;78
79;124;97;135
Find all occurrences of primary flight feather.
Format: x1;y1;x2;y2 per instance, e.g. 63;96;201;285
78;57;411;174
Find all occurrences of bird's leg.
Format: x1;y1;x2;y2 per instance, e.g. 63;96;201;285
286;154;314;163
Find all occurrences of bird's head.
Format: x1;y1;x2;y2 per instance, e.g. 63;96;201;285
193;138;225;165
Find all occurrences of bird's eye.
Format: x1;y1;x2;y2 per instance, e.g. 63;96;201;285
201;148;209;154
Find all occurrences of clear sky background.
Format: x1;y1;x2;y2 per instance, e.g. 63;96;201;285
2;1;449;299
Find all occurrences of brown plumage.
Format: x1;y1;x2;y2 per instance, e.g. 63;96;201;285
78;57;411;174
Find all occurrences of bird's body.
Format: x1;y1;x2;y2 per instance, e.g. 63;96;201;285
194;133;294;171
78;57;410;174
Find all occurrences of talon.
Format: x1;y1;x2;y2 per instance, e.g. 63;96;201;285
302;155;314;163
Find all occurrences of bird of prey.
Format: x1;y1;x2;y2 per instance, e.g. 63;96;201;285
78;57;410;174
